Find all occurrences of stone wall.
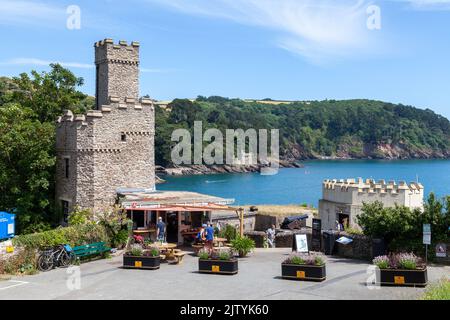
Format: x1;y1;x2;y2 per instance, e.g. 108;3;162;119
244;231;266;248
94;39;140;108
55;39;155;216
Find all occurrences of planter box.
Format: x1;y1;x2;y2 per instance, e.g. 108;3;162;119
123;255;160;270
281;263;326;282
377;267;428;287
198;258;238;275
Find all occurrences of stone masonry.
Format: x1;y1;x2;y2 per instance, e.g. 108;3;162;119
55;39;155;218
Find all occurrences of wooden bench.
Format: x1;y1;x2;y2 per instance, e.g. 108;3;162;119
73;242;111;260
171;251;187;264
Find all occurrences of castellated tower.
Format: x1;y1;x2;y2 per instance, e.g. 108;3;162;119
55;39;155;220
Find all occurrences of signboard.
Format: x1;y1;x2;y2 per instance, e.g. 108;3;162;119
7;223;14;235
423;224;431;245
293;234;309;253
311;218;321;251
436;243;447;258
336;236;353;245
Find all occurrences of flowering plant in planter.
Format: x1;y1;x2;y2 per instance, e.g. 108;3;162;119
123;244;160;270
283;253;326;266
372;252;427;287
125;244;143;257
198;248;238;275
133;235;144;244
372;252;423;270
281;252;326;282
144;246;160;258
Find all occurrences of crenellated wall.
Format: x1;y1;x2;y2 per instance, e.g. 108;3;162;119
94;39;140;109
319;177;424;231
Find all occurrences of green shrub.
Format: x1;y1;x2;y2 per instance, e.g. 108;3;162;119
68;207;94;226
0;248;38;275
421;279;450;300
218;251;231;261
198;249;209;260
314;255;325;266
219;224;237;241
231;236;255;257
290;256;305;265
112;229;129;248
128;245;143;257
12;224;109;249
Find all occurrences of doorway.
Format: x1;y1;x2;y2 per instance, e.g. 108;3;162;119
164;212;179;243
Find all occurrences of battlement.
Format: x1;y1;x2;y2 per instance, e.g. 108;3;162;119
322;177;424;195
94;38;140;108
56;98;154;125
94;39;140;65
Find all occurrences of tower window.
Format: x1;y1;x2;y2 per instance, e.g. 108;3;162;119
121;133;127;142
65;158;70;178
61;200;69;223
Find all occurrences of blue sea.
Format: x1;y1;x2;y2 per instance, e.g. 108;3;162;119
157;160;450;206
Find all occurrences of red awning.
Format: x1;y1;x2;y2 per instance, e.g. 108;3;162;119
128;204;237;212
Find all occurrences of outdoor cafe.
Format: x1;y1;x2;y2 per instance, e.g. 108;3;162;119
119;190;243;246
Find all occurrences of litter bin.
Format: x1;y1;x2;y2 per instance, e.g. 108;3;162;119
372;238;386;258
323;231;336;255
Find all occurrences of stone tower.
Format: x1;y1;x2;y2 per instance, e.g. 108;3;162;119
55;39;155;220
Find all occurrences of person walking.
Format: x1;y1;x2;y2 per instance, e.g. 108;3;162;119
156;216;166;242
205;223;215;252
266;224;276;248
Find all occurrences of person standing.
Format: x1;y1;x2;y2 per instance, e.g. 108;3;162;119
156;216;166;242
205;223;215;251
266;224;276;248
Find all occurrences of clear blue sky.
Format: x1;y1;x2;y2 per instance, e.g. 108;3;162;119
0;0;449;118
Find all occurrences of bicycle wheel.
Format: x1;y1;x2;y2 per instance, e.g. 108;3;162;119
58;251;75;267
37;254;54;272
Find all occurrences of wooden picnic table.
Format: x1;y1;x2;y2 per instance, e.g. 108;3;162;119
214;237;228;247
154;243;178;261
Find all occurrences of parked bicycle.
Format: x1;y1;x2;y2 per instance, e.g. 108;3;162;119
37;244;76;272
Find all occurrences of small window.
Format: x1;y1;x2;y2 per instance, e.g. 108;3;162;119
121;133;127;142
65;158;70;178
62;200;69;223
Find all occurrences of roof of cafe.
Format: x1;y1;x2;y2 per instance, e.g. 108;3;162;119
118;190;236;211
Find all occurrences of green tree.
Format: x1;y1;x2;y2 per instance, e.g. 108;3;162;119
0;104;56;233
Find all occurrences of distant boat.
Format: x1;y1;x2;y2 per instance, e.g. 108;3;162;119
205;180;226;184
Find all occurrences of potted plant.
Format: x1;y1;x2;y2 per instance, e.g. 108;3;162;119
230;236;255;258
281;252;326;282
123;244;160;270
198;249;238;275
373;253;427;287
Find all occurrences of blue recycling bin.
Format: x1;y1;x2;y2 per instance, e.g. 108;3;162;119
0;212;15;240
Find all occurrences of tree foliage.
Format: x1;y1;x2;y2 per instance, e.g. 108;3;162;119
0;65;93;234
155;97;450;166
357;194;450;257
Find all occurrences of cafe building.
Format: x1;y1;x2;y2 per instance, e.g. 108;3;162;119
119;190;238;244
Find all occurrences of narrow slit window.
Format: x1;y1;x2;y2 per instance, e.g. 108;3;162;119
65;158;70;178
121;133;127;142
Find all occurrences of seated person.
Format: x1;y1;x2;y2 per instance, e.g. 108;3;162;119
195;224;207;244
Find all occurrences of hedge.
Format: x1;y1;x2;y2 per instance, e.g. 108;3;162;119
12;223;110;250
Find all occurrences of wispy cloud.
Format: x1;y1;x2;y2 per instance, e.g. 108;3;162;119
1;58;173;73
146;0;378;63
395;0;450;10
0;0;66;27
0;58;94;69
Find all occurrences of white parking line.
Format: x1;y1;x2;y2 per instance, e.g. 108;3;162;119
0;280;29;291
